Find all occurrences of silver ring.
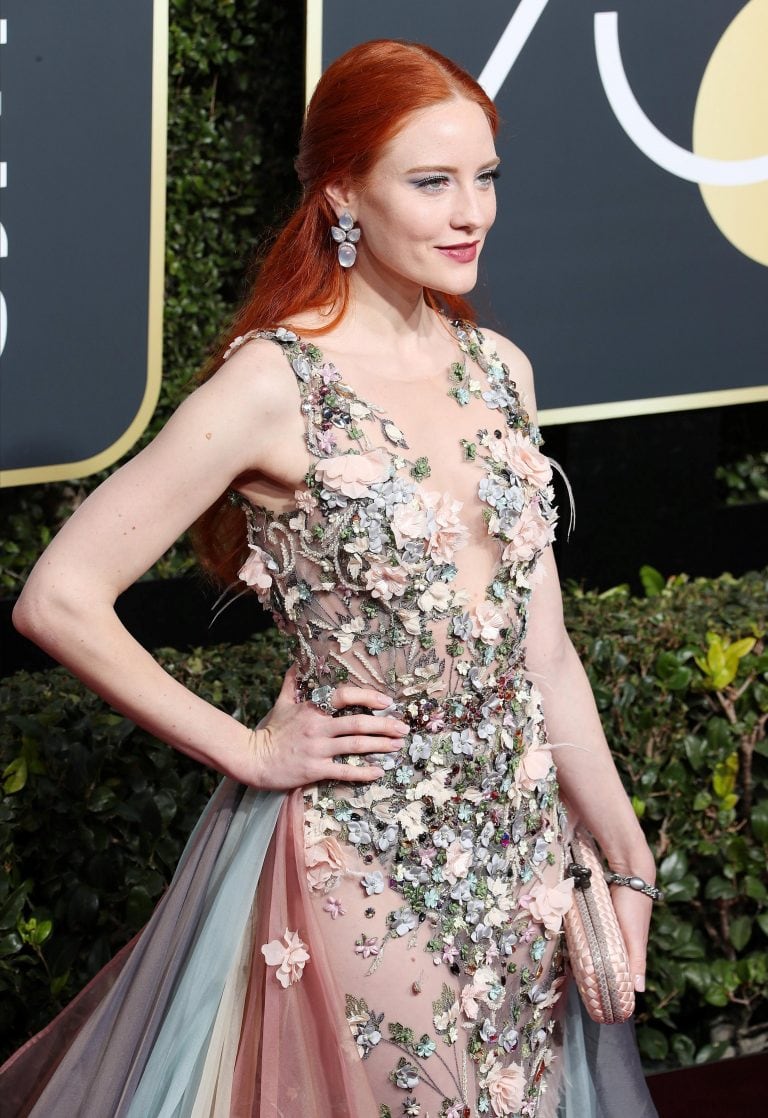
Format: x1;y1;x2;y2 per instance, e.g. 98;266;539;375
310;684;335;714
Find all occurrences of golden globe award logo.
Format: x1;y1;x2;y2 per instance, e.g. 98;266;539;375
692;0;768;266
477;0;768;266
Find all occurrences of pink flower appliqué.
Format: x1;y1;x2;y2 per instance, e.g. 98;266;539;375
294;488;318;514
524;878;575;935
497;433;552;489
391;498;428;548
444;838;473;883
364;561;409;601
261;928;310;988
305;836;348;893
417;581;452;613
422;490;470;563
355;935;381;959
459;970;493;1021
517;741;554;789
317;429;338;455
486;1061;526;1116
471;601;507;642
237;545;274;604
322;896;346;919
315;448;391;498
501;502;555;563
391;490;469;563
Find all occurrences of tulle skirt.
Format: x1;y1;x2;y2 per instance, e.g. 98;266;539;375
1;779;657;1117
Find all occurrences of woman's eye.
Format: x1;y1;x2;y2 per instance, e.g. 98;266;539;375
477;169;501;187
413;175;450;192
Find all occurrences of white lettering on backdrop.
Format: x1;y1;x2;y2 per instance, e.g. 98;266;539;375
478;2;768;187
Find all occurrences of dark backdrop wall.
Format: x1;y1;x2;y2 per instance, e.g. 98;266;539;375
0;0;765;675
319;0;767;419
316;0;768;586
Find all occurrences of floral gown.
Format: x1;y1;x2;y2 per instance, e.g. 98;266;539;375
1;323;656;1118
235;321;567;1118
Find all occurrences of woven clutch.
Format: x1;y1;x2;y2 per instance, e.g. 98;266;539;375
563;828;636;1024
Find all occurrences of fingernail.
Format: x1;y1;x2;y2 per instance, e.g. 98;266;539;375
634;974;645;992
396;721;410;732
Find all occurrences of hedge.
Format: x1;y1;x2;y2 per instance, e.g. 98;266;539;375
716;451;768;507
2;570;766;1068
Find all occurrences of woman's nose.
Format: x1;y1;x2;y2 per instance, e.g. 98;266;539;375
450;187;486;232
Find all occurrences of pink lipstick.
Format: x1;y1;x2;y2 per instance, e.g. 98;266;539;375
437;241;479;263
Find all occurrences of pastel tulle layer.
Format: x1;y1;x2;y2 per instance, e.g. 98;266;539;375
1;779;656;1117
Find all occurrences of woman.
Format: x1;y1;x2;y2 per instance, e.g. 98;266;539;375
3;40;658;1117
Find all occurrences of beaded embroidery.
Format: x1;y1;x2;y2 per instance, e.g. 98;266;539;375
227;322;567;1117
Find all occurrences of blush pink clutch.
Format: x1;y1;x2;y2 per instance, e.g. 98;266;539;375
563;829;636;1024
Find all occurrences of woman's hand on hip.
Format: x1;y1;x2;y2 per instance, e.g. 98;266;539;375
248;666;409;790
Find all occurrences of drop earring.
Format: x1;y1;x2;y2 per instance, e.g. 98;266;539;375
331;211;361;268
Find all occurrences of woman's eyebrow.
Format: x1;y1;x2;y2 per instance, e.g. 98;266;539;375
404;156;502;174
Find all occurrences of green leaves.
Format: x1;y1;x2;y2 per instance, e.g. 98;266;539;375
565;569;768;1067
18;917;52;949
2;737;44;794
712;753;739;810
2;756;27;794
640;564;665;597
728;916;753;952
655;650;693;691
751;799;768;844
716;451;768;507
637;1026;669;1062
694;631;756;690
658;851;699;902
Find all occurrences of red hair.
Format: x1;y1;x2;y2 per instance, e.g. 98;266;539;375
193;40;499;583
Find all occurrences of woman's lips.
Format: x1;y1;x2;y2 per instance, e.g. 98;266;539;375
436;241;479;263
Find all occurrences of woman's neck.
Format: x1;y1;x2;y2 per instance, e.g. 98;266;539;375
322;259;452;358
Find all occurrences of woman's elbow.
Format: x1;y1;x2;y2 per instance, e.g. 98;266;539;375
524;624;574;679
12;569;95;649
13;580;61;645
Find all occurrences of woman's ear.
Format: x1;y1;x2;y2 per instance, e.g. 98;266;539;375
324;180;359;221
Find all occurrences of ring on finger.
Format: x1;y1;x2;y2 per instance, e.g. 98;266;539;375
310;684;336;714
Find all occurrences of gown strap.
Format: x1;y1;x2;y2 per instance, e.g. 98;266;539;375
224;326;340;460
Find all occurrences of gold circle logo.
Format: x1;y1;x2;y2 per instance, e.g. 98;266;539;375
694;0;768;266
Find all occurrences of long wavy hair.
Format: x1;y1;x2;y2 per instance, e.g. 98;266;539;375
192;40;499;584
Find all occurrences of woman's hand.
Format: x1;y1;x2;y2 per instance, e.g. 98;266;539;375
249;666;409;790
611;883;654;993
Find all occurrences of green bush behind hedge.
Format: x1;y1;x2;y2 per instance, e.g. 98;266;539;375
2;571;766;1067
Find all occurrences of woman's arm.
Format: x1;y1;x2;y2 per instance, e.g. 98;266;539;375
485;329;656;990
13;343;408;789
525;549;656;991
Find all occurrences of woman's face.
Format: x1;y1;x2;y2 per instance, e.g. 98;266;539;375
346;97;499;296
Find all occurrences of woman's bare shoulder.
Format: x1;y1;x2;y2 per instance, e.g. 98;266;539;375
194;333;304;430
136;333;306;491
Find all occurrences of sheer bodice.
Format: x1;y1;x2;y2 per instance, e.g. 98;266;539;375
231;321;557;706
